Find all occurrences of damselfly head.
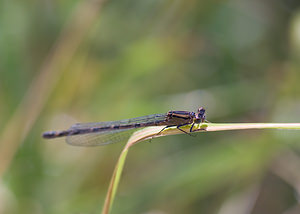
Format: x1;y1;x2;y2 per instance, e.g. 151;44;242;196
195;107;206;122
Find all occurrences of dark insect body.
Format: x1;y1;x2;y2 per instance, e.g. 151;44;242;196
42;107;206;146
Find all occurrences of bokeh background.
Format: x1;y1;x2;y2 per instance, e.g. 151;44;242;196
1;0;300;213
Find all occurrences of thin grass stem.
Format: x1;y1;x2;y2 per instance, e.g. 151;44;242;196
101;122;300;214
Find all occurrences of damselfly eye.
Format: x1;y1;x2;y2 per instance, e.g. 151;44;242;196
196;107;206;122
198;107;205;114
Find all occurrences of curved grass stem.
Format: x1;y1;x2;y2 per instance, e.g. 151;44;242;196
101;122;300;214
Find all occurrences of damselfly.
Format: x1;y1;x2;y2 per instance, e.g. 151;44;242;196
42;107;206;146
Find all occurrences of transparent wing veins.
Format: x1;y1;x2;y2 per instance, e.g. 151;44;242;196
66;113;167;146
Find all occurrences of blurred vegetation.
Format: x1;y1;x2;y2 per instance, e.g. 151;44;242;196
1;0;300;213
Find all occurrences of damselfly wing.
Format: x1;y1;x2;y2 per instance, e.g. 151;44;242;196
42;107;206;146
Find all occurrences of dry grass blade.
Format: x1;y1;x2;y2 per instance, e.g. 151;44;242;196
0;0;107;178
101;122;300;214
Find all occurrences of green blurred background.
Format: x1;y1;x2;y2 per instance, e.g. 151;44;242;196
1;0;300;213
